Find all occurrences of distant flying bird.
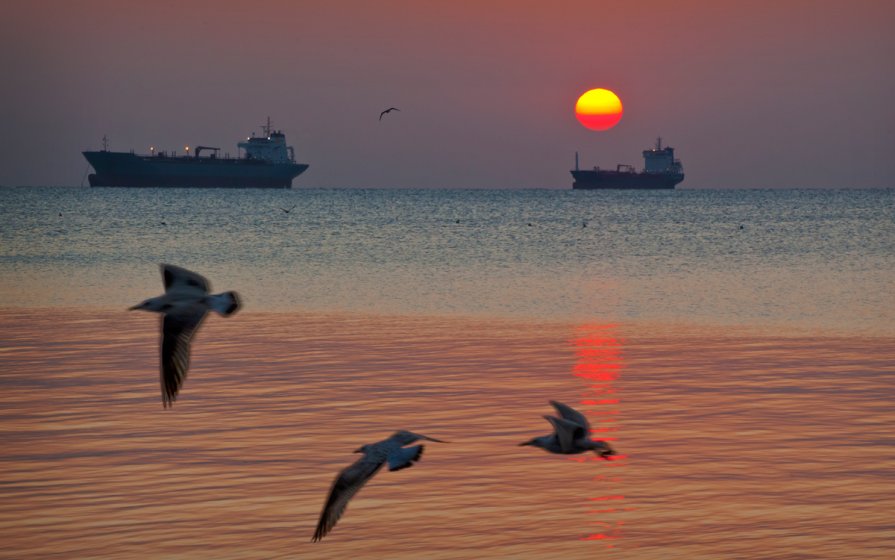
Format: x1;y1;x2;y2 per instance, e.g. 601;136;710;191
312;430;447;542
520;401;615;458
281;205;296;214
130;264;241;408
379;107;400;121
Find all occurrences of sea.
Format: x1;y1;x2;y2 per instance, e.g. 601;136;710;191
1;187;893;559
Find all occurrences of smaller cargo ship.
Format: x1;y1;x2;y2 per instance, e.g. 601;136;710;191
572;138;684;189
83;119;309;188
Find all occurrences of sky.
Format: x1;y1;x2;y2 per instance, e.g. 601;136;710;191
2;0;893;189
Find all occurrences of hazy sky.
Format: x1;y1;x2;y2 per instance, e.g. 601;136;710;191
2;0;893;188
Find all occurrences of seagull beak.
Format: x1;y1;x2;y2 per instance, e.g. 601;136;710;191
353;447;364;453
128;304;141;311
518;441;533;446
422;436;448;443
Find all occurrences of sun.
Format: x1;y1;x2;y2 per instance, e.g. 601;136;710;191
575;88;623;131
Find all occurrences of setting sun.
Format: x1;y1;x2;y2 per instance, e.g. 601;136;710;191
575;88;623;131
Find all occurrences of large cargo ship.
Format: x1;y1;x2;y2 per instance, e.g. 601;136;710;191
83;119;308;188
571;138;684;189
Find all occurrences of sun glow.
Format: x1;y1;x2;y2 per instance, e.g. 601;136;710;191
575;88;623;131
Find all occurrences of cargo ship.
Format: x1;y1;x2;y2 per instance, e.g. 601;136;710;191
83;119;309;188
571;138;684;189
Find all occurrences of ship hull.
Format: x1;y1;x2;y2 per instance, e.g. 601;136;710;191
571;169;683;190
83;151;308;188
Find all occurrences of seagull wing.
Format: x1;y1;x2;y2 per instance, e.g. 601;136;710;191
160;306;207;408
387;445;423;472
312;455;385;542
162;264;210;295
545;415;587;453
550;400;591;432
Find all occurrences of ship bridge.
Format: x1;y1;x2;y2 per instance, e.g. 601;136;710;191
238;118;296;163
642;137;683;174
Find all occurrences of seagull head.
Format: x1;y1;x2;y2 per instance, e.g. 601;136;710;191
392;430;447;445
518;437;542;448
592;440;616;459
129;297;170;312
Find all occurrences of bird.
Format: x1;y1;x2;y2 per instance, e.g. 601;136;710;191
379;107;400;121
129;264;241;408
312;430;447;542
280;205;296;214
520;401;615;458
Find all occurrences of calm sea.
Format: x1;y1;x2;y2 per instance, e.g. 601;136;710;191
1;187;892;333
1;187;893;559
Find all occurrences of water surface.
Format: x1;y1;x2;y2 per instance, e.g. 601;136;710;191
1;310;892;558
1;187;893;558
1;187;892;333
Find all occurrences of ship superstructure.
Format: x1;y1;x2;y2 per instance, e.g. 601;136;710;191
83;118;309;188
572;138;684;189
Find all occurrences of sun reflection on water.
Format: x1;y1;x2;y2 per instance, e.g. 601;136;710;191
573;324;628;548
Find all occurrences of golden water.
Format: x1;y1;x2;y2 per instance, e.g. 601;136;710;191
1;309;892;558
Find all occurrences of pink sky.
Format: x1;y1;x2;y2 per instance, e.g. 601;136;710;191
2;0;893;188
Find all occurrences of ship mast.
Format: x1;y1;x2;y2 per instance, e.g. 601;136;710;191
101;135;109;151
262;116;273;137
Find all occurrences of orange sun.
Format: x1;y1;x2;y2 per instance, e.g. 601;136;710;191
575;88;623;131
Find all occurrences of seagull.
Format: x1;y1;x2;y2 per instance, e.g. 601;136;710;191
129;264;241;408
520;401;615;458
379;107;400;121
312;430;446;542
280;205;296;214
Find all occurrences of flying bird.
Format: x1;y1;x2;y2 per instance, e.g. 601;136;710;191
280;205;296;214
520;401;615;458
312;430;446;542
130;264;241;408
379;107;400;121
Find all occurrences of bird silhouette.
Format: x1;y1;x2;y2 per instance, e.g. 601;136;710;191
520;401;615;458
379;107;400;121
281;205;296;214
312;430;446;542
130;264;241;407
